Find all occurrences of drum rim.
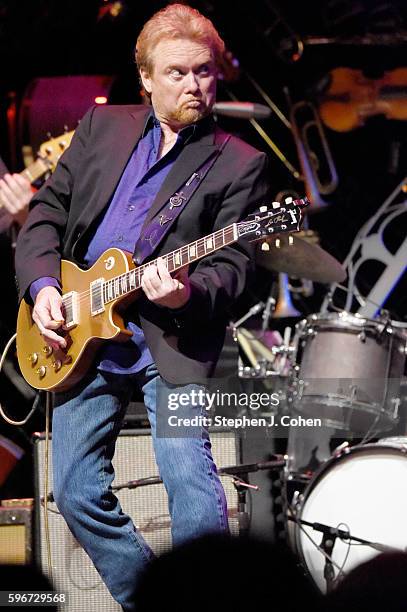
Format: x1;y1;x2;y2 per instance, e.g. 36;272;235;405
295;441;407;510
296;311;406;340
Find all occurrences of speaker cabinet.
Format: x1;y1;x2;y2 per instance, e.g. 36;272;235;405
0;504;33;564
34;429;240;611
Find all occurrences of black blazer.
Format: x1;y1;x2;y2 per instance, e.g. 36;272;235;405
15;105;269;384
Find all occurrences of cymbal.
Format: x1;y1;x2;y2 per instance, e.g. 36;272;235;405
256;235;346;283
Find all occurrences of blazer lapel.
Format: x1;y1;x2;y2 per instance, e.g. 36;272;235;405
88;107;151;224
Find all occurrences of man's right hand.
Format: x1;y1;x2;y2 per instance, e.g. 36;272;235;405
32;286;66;349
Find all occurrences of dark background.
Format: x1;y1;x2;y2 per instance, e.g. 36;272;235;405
0;0;406;505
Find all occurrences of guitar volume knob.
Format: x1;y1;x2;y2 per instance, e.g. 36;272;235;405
28;352;39;365
42;345;53;357
36;366;47;379
52;360;62;372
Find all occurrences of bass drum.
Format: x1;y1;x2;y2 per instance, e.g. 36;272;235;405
292;440;407;593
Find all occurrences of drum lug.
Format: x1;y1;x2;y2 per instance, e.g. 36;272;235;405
390;397;401;420
358;331;367;343
332;441;350;458
290;378;306;402
291;490;304;513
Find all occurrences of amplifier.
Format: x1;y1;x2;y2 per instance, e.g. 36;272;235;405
0;502;33;564
34;429;240;612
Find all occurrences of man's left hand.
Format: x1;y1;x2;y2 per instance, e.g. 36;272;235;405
141;257;191;309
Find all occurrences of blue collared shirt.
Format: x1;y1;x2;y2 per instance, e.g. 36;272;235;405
31;112;195;375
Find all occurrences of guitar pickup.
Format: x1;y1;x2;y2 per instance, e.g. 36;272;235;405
62;291;79;329
90;278;105;316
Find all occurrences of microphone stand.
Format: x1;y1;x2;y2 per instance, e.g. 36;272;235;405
288;516;402;591
113;457;286;538
220;458;286;537
320;530;336;593
42;458;287;540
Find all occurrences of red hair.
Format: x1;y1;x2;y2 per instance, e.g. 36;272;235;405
135;3;225;76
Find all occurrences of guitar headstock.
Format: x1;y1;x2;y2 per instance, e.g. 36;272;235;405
237;196;309;245
38;130;75;172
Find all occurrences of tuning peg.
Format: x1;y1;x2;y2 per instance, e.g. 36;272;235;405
64;124;68;133
261;242;270;251
46;132;52;140
289;235;294;245
285;196;293;203
259;205;268;212
272;201;280;209
275;238;281;248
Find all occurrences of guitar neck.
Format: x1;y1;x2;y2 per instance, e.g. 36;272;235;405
20;158;50;184
99;224;238;305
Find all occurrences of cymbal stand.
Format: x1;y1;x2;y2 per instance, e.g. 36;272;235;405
230;302;266;373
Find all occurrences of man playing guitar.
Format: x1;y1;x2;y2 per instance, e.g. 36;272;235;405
15;5;269;609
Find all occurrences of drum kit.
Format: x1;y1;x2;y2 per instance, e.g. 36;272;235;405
233;233;407;593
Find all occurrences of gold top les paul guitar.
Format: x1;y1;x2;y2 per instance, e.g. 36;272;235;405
17;197;308;392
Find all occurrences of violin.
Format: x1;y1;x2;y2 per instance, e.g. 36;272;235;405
318;67;407;132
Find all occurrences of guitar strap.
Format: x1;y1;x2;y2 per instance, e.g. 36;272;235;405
133;133;231;264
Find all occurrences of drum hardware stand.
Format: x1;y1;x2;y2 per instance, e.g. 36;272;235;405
231;302;266;332
231;303;266;373
262;294;276;331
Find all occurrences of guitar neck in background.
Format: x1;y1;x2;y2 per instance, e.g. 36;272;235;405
0;131;74;209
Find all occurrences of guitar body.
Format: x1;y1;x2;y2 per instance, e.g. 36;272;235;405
17;248;134;392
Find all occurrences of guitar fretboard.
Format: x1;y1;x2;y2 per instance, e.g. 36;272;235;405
21;159;49;183
101;223;237;305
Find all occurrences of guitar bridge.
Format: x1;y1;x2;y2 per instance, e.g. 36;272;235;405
62;292;79;329
90;278;105;316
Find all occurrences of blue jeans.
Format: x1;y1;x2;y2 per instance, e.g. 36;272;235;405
52;364;228;611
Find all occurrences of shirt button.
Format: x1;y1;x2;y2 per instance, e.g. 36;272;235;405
128;205;135;211
117;235;123;242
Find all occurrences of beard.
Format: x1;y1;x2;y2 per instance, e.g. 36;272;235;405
168;100;211;126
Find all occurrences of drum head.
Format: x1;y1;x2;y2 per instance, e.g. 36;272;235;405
295;443;407;593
